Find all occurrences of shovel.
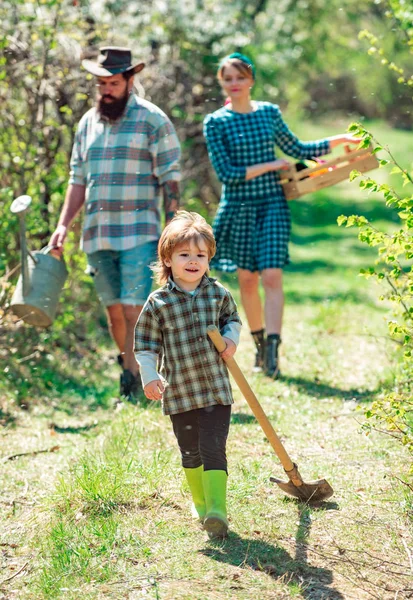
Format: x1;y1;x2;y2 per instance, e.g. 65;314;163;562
207;326;334;503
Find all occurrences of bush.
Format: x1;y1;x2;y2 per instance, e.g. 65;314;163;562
338;121;413;485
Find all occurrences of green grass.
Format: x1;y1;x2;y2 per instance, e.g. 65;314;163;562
1;120;412;599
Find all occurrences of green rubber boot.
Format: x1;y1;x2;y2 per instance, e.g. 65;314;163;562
202;470;229;539
183;466;206;521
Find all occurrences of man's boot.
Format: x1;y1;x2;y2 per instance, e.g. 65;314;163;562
183;465;206;522
251;328;266;372
202;470;229;539
265;333;281;379
120;369;142;402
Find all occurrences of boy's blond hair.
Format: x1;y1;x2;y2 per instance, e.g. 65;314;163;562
154;211;216;285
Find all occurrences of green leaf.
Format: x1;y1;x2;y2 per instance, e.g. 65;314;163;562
59;106;73;115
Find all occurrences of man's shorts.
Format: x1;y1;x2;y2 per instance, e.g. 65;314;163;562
86;241;158;307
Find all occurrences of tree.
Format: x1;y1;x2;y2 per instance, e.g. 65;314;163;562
0;0;100;272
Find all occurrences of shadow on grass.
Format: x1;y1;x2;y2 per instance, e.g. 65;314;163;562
285;259;334;273
0;408;17;427
231;413;257;425
200;501;344;599
49;422;99;434
288;193;398;230
282;374;378;403
0;322;117;415
285;288;379;307
6;360;116;414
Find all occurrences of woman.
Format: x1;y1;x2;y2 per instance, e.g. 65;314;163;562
203;52;360;378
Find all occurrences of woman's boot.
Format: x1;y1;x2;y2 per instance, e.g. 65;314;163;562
265;333;281;379
183;465;206;522
202;470;229;539
251;328;266;372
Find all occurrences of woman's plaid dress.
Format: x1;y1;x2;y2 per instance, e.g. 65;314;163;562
203;102;331;272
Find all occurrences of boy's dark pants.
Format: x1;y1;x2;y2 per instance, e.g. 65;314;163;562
170;404;231;473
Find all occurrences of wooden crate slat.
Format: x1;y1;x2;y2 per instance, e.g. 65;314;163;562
281;148;379;200
293;148;376;181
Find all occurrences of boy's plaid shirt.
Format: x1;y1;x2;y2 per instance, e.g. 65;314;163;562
69;94;181;254
134;276;242;415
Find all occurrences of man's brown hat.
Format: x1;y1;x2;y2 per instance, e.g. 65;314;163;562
82;47;145;77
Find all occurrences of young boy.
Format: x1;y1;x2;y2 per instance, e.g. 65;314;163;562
134;211;242;538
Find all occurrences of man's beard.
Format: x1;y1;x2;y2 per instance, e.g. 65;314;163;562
98;89;129;121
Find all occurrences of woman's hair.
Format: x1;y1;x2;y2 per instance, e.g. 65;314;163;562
154;211;216;285
217;57;253;81
217;53;255;82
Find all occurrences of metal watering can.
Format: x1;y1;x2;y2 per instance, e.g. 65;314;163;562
10;195;68;328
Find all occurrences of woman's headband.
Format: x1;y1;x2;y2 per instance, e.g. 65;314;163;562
219;52;256;80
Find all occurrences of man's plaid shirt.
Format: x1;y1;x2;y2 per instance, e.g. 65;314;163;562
134;276;242;415
69;94;181;254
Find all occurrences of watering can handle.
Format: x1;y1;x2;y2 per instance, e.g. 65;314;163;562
42;245;58;254
41;245;64;261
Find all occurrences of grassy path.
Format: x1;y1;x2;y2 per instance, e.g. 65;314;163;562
1;127;413;599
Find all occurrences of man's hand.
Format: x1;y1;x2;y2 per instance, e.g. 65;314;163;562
220;337;236;360
48;184;86;256
49;225;68;257
144;379;165;401
162;180;180;224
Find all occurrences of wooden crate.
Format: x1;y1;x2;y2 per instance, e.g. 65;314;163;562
280;146;379;201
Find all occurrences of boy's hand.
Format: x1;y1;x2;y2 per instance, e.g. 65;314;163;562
144;379;164;401
220;337;236;360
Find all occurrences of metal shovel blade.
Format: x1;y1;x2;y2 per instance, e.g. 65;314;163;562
269;462;334;503
270;475;334;503
206;327;335;505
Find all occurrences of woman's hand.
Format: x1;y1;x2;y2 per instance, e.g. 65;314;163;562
246;159;291;180
220;337;237;360
144;379;164;401
270;159;291;171
328;134;362;149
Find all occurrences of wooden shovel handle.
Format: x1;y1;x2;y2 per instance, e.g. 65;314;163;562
207;326;295;472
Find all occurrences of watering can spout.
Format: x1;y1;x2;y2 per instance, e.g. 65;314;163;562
10;195;33;297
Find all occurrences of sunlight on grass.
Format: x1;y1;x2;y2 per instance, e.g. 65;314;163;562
33;413;175;598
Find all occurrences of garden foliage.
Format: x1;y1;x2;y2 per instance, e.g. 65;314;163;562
338;123;413;470
338;0;413;479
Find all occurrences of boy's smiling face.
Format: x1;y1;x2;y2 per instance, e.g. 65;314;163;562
165;238;209;292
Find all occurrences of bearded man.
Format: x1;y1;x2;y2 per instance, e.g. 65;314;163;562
49;47;181;399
